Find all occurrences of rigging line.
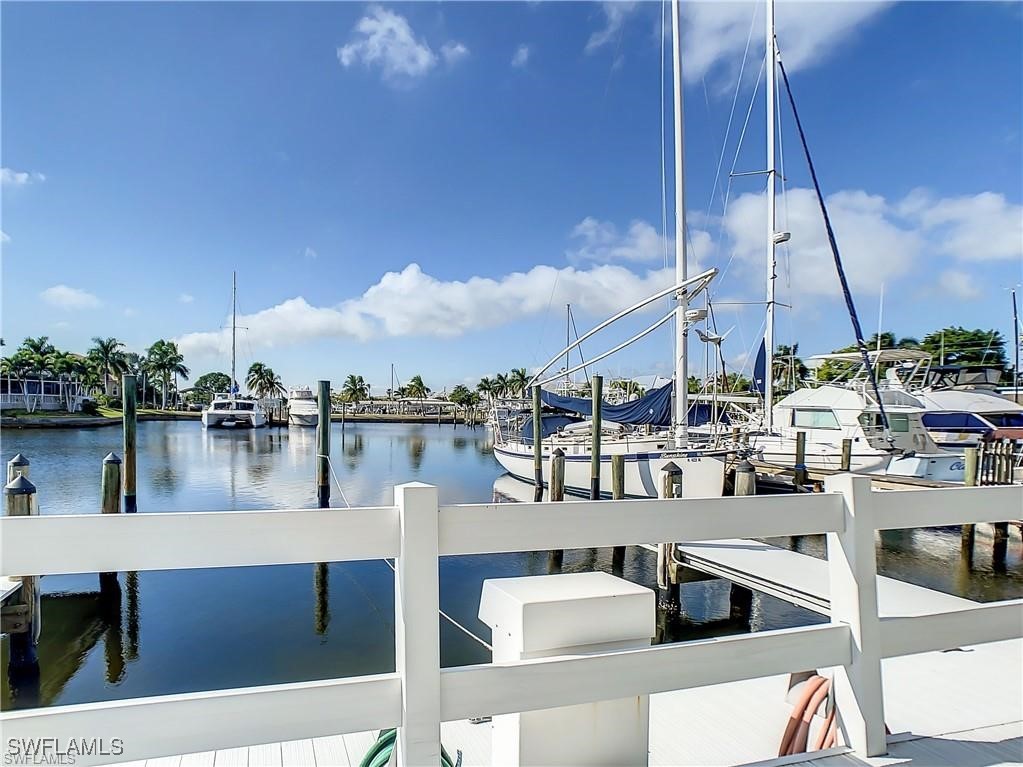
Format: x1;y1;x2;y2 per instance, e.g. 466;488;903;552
713;55;765;289
531;271;561;368
380;558;492;651
569;307;589;380
323;455;352;509
777;55;891;438
705;1;760;222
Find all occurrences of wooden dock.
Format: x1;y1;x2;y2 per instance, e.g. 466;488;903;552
750;459;962;491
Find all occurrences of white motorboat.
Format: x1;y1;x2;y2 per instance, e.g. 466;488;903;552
749;385;964;482
287;386;319;427
201;272;267;430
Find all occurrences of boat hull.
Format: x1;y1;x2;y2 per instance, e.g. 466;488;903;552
288;412;319;427
202;411;267;429
493;442;727;498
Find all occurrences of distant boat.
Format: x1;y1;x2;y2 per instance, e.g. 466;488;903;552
287;387;319;427
201;272;267;429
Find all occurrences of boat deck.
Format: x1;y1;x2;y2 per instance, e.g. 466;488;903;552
107;638;1022;767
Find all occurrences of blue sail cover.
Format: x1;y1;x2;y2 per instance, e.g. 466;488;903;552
750;339;767;395
540;383;673;426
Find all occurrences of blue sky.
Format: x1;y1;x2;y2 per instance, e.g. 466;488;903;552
2;1;1021;393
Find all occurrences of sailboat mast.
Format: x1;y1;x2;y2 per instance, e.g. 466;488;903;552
764;0;777;432
566;304;571;388
671;0;689;447
231;271;237;401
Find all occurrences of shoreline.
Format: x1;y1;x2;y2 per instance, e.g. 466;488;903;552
0;412;201;429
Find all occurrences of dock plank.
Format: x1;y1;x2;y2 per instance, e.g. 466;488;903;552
179;752;215;767
310;735;349;767
212;748;247;767
247;744;281;767
279;740;314;767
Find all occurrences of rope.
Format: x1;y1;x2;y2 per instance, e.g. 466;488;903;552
322;455;352;509
380;559;493;651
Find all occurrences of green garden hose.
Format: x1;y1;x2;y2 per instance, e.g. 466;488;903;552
358;729;460;767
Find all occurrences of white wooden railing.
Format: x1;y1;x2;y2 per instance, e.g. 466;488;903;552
1;477;1021;766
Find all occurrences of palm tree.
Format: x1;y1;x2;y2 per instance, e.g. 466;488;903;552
508;368;529;398
406;375;429;410
340;374;370;405
147;340;189;409
773;343;809;392
2;351;36;410
88;337;128;396
494;373;510;399
477;377;497;405
246;362;286;402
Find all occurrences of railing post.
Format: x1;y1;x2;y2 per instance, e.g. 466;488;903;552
394;482;441;766
824;473;886;757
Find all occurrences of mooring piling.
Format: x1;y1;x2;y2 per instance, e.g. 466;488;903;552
122;374;138;513
657;462;682;612
547;448;565;570
314;562;330;635
793;431;808;489
317;380;331;508
6;453;29;484
532;384;543;502
962;447;979;548
611;454;626;573
734;458;756;497
100;452;123;598
3;474;40;683
840;438;852;473
590;374;603;501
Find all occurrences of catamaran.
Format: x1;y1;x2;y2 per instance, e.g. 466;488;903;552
201;272;267;429
493;0;738;499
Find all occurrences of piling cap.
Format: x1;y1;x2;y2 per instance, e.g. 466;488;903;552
736;459;754;473
103;452;122;464
8;453;29;467
661;460;682;474
4;474;36;495
553;447;565;457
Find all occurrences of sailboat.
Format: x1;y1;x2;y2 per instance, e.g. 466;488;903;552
201;272;268;429
492;0;737;499
736;0;966;481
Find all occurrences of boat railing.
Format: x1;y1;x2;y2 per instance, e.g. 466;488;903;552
1;479;1020;765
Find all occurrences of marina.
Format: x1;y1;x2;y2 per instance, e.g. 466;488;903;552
3;0;1022;764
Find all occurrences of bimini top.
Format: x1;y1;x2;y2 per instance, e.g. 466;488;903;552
915;388;1023;415
809;349;931;364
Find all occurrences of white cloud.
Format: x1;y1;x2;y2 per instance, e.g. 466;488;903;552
303;247;318;260
0;231;9;243
176;261;677;357
337;6;466;83
179;293;195;304
40;285;102;310
1;167;45;186
685;1;890;83
724;187;920;296
586;2;638;53
937;269;981;300
568;217;667;264
899;189;1023;261
123;308;137;318
511;44;531;68
440;41;469;66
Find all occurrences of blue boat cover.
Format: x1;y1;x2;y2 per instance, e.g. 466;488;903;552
521;414;581;444
539;383;673;426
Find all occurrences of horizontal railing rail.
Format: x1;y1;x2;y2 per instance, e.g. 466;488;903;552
1;476;1021;766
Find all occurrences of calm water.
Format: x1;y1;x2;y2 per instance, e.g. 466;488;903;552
2;421;1021;710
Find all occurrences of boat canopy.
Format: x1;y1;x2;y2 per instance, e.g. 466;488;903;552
540;383;673;426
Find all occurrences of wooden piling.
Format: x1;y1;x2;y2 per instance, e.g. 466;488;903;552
317;380;331;508
657;463;682;612
6;453;29;484
729;584;753;624
611;454;626;572
590;375;603;501
962;446;978;548
532;385;543;502
840;438;852;472
100;453;122;597
793;430;807;489
548;448;565;570
122;374;137;513
3;475;40;678
734;459;756;497
314;562;330;635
